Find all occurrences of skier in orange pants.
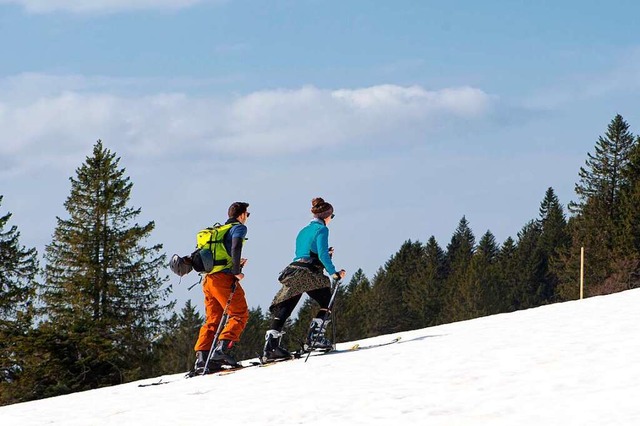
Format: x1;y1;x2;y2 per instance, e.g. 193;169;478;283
193;202;250;373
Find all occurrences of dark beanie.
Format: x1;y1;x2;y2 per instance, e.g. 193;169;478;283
311;197;334;219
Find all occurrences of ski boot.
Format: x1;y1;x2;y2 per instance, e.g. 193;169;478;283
210;340;239;367
192;350;222;375
262;329;292;362
304;318;333;351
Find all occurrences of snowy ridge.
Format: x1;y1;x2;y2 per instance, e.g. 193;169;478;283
2;289;640;425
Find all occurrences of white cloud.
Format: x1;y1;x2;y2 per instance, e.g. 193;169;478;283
333;85;490;117
0;74;495;176
216;85;494;154
0;0;218;14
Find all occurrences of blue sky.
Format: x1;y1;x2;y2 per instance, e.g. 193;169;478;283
1;0;640;312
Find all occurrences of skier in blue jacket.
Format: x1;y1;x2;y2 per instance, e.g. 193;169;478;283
262;197;346;361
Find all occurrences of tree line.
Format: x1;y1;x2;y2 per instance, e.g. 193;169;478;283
2;114;640;404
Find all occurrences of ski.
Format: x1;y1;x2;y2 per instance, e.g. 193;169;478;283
183;337;402;379
139;337;401;386
219;358;287;375
210;363;256;376
296;336;402;359
258;351;301;366
187;361;261;377
138;378;171;387
138;362;260;387
341;336;401;352
305;336;402;356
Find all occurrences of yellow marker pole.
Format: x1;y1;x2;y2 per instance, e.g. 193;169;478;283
580;246;584;300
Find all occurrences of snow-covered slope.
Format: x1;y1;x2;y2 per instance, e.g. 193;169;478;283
2;289;640;426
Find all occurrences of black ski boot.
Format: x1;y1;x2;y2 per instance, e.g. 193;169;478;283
193;350;223;375
193;350;208;374
305;318;333;351
262;329;292;361
211;340;239;366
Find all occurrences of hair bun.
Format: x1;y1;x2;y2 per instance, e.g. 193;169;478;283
311;197;325;208
310;197;334;219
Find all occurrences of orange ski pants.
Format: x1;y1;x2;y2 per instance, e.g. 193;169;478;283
194;272;249;351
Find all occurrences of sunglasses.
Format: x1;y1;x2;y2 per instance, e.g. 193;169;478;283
330;213;335;219
245;212;251;217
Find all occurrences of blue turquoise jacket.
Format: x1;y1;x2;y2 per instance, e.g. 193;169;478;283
293;219;337;275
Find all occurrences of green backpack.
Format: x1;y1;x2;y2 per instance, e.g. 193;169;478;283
191;222;240;274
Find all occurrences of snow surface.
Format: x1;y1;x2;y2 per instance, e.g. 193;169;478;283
2;289;640;426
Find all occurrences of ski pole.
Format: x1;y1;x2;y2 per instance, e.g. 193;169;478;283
188;275;203;291
331;290;338;347
202;280;238;375
305;277;341;362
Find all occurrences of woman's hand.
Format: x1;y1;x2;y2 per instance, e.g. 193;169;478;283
332;269;346;280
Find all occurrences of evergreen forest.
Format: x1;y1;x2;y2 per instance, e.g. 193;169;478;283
2;114;640;405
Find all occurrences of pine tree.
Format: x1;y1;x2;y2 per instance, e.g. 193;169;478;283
618;136;640;254
37;140;173;396
465;230;501;317
569;114;635;218
337;268;371;341
0;196;38;404
513;221;545;309
537;187;569;303
442;217;476;322
444;217;476;273
363;266;387;336
605;134;640;292
555;217;583;301
404;236;445;327
497;237;518;312
564;115;636;297
155;300;204;375
367;240;425;335
539;188;569;250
